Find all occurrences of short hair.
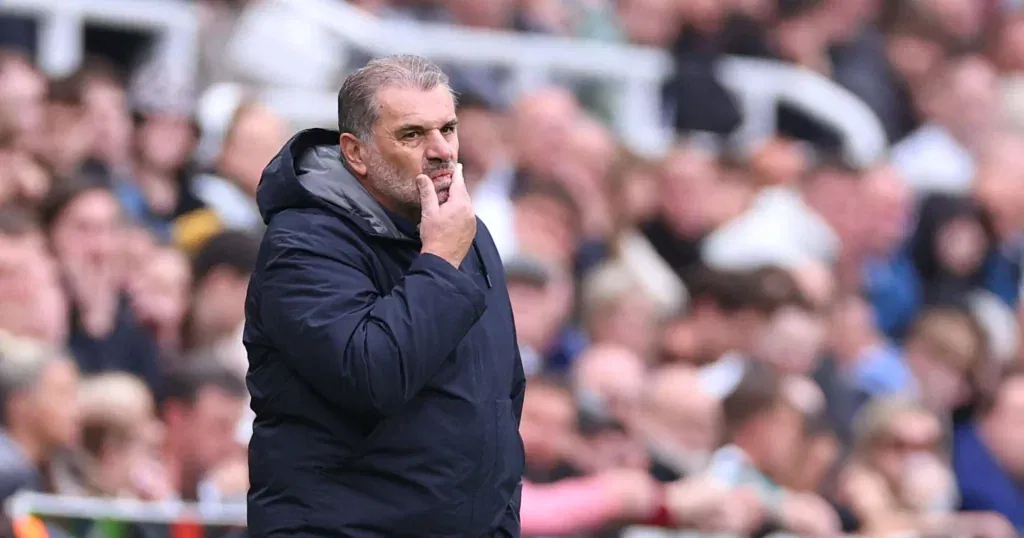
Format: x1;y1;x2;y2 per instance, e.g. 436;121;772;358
720;361;784;438
689;269;787;315
48;75;86;107
580;262;646;327
337;55;453;141
513;180;583;238
751;266;812;312
69;55;125;90
191;230;261;285
36;174;114;233
851;396;936;454
78;373;154;457
907;306;987;374
221;99;265;147
159;362;247;409
0;332;68;425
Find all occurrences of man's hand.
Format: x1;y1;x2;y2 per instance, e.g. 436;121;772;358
706;488;766;535
666;478;765;533
419;163;477;268
600;468;661;520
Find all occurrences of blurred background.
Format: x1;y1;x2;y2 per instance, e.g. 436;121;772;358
2;0;1024;536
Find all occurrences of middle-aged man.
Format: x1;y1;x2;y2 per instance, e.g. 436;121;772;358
243;55;526;537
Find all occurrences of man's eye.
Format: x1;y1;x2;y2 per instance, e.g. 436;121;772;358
402;132;420;140
441;124;456;134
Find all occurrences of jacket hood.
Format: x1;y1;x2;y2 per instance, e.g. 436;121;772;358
256;128;411;241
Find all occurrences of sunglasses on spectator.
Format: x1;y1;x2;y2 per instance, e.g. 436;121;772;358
874;434;942;454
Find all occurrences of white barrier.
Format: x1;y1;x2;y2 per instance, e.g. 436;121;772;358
6;492;916;538
0;0;198;93
5;492;246;526
224;0;677;157
2;0;886;166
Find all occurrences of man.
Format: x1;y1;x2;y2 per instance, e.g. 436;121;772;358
184;230;261;363
0;332;80;501
191;102;289;238
0;50;45;151
160;362;248;502
244;55;526;537
956;365;1024;529
0;208;67;345
708;361;841;536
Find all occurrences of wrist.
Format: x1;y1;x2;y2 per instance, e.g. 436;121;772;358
645;486;675;528
420;249;461;268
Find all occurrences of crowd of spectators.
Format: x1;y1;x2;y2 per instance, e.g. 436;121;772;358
2;0;1024;537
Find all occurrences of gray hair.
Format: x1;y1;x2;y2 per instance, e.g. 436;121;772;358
0;331;67;409
337;54;454;141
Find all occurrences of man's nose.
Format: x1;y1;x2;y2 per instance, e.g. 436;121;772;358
424;130;454;162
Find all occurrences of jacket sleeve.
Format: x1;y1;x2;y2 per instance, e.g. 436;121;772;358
258;220;488;417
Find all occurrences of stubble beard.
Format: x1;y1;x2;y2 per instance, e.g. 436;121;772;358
364;147;420;215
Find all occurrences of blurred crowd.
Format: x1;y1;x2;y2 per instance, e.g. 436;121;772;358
3;0;1024;537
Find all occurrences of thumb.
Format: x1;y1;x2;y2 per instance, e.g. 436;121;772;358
417;174;439;216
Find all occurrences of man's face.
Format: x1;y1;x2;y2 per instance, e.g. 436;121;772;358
659;147;719;237
455;106;506;188
520;386;575;468
221;106;289;195
175;386;246;475
31;359;80;450
984;378;1024;477
444;0;516;27
0;60;45;141
761;403;805;477
130;249;191;331
643;370;720;460
589;294;658;360
50;189;123;276
508;280;549;349
45;102;92;174
512;89;578;177
0;232;67;343
575;346;646;418
83;81;133;166
861;165;911;255
870;411;943;485
940;58;998;138
361;85;458;215
513;195;579;267
617;0;681;47
193;269;250;339
137;114;197;173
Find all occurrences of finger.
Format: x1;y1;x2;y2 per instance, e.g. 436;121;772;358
448;163;469;199
417;174;439;215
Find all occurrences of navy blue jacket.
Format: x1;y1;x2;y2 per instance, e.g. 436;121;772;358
243;129;525;537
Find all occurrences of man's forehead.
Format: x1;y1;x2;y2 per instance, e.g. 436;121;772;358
376;85;456;128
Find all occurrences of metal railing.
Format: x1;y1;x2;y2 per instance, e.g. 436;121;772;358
5;492;927;538
2;0;887;165
224;0;677;156
221;0;885;163
0;0;198;92
6;492;246;527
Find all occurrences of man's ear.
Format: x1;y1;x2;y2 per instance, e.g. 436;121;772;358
339;133;368;176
